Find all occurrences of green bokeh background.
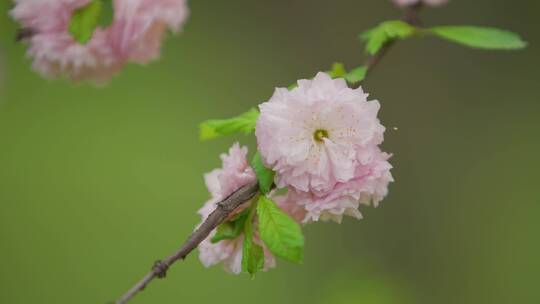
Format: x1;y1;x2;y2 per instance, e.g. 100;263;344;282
1;1;538;303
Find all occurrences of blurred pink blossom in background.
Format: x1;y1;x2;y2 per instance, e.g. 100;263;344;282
10;0;189;83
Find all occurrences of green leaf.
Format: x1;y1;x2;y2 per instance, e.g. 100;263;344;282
97;0;114;28
329;62;347;78
256;196;304;263
69;0;102;44
290;62;366;90
288;83;298;90
242;203;264;277
344;65;368;84
360;20;416;55
328;63;367;84
199;108;259;140
251;152;275;194
429;26;527;50
210;209;249;243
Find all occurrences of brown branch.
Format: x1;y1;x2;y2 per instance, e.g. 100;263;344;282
15;27;36;42
115;180;260;304
114;5;424;304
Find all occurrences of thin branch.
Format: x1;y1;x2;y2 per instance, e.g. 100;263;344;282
15;27;36;42
114;5;424;304
115;180;260;304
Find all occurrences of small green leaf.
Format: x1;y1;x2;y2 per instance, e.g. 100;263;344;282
199;108;259;140
289;63;365;90
329;62;347;78
288;83;298;90
242;203;264;277
361;20;417;55
328;63;367;84
429;26;527;50
211;209;249;243
69;0;102;44
344;66;368;84
256;196;304;263
251;152;275;194
97;0;114;27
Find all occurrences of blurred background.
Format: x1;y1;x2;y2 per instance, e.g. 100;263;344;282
0;0;539;303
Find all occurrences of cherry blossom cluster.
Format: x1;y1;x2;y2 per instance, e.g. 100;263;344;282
198;73;393;273
256;73;393;223
11;0;527;283
10;0;188;82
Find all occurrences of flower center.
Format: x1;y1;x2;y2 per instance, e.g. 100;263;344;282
313;129;329;142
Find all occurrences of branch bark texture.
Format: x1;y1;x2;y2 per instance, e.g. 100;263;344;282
116;180;260;304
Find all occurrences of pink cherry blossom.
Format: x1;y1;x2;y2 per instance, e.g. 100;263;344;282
201;142;256;218
198;233;245;274
197;142;255;226
255;72;393;223
198;232;276;274
10;0;189;82
256;72;385;194
108;0;189;64
291;147;393;223
197;143;275;273
392;0;448;7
